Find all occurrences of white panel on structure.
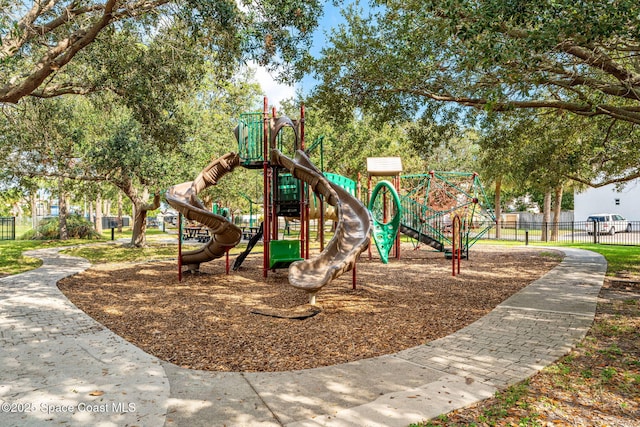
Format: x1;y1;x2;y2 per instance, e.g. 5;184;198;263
366;157;403;176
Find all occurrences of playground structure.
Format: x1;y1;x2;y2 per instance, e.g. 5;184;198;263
165;153;243;273
398;171;495;257
165;97;494;301
365;157;495;264
166;99;373;303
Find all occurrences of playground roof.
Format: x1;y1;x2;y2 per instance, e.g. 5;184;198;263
366;157;403;176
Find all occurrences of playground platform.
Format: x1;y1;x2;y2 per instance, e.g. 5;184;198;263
0;246;606;426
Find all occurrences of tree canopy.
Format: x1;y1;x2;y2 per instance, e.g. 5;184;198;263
314;0;640;122
0;0;322;103
311;0;640;185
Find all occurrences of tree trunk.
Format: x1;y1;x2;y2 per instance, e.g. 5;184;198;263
494;176;502;239
129;192;161;247
541;190;552;241
95;193;103;235
88;201;94;231
30;192;37;229
58;177;68;240
551;184;564;241
117;192;123;233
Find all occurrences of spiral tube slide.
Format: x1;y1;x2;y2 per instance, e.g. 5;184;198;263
165;152;243;272
270;149;373;295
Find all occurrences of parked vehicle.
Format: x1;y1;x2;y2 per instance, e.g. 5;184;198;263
586;213;632;235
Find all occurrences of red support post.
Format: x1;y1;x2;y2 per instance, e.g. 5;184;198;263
301;194;306;258
263;97;270;278
395;175;401;260
319;196;325;252
305;195;310;258
300;104;310;258
178;213;183;282
367;174;373;260
452;214;462;276
352;263;357;290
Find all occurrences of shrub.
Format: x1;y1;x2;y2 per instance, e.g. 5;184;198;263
21;215;101;240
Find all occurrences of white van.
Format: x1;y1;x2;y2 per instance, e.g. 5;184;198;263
586;213;632;235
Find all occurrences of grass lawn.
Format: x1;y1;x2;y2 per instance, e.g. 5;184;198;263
0;228;173;275
0;239;99;276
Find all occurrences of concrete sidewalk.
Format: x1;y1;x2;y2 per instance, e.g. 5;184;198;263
0;247;606;426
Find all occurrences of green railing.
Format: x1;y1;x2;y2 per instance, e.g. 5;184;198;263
237;112;263;163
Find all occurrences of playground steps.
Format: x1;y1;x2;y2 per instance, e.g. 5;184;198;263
444;249;468;260
399;224;445;251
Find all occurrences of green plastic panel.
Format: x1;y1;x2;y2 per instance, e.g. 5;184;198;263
325;173;356;196
368;180;402;264
237;112;263;163
269;239;303;269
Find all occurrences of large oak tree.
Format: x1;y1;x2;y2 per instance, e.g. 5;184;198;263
311;0;640;185
1;0;322;103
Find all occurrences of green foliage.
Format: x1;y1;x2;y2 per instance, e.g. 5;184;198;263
21;215;101;240
0;0;322;103
312;0;640;186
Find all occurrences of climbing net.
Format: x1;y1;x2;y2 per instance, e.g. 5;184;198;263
399;171;495;249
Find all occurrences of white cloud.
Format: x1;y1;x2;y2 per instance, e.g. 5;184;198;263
248;62;295;109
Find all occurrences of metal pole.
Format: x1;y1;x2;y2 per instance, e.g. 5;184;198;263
395;175;401;260
305;187;310;259
319;195;325;252
367;174;372;260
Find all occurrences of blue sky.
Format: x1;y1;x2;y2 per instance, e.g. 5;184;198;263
254;1;346;108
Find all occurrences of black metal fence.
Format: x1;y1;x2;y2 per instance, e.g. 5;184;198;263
474;220;640;246
0;217;16;240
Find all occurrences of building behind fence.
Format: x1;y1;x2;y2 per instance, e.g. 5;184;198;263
0;217;16;240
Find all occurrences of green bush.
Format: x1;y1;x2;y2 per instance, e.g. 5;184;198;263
21;215;101;240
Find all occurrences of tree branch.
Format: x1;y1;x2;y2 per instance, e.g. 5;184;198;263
558;40;640;86
568;170;640;188
0;0;171;103
387;87;640;124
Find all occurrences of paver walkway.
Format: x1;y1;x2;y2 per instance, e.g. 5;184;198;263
0;247;606;426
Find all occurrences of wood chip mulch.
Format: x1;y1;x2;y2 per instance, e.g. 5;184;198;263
58;245;561;372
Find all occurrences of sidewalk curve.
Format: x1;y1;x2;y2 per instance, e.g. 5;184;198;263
0;247;606;426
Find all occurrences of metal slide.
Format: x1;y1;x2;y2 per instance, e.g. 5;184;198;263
165;152;243;272
270;149;373;294
232;222;264;271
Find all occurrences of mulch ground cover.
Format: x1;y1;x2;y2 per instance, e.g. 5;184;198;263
58;245;561;372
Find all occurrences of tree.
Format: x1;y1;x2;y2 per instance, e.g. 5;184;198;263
1;0;322;103
312;1;640;185
1;97;86;239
